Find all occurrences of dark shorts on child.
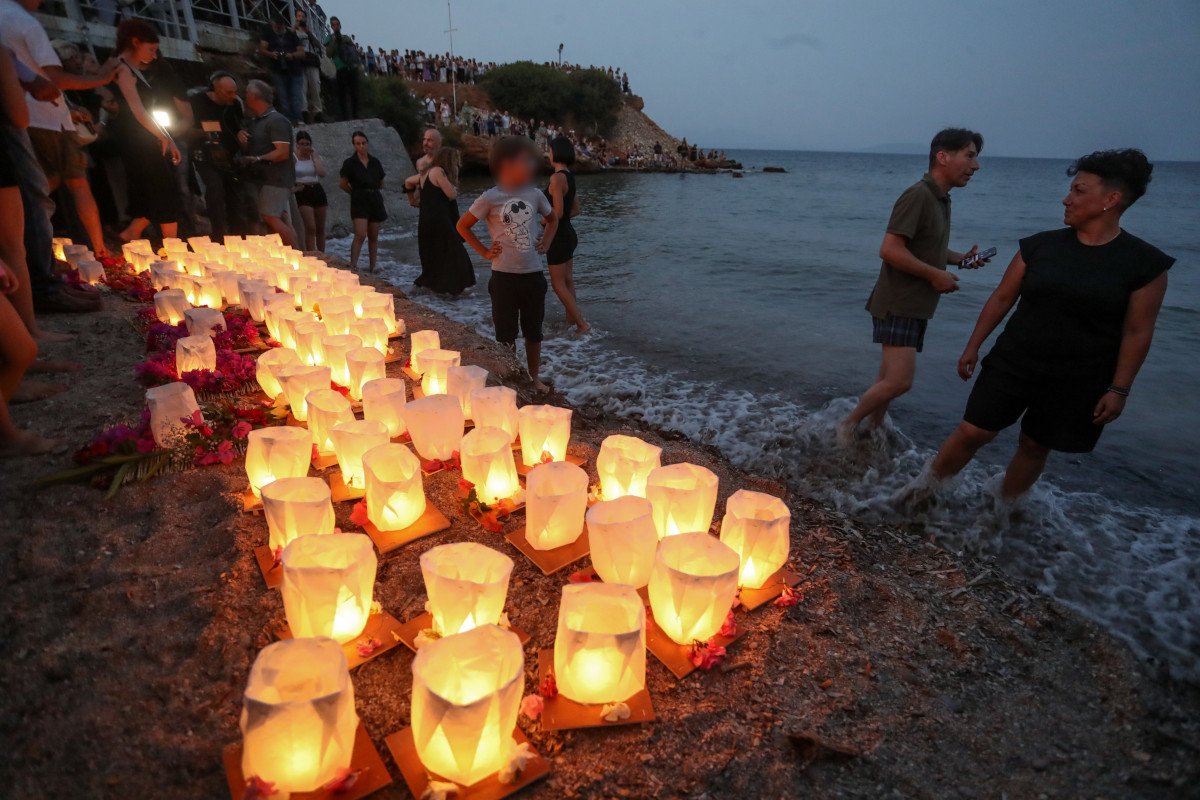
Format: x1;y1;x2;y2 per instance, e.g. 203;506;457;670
489;270;546;344
872;314;928;352
296;182;328;208
963;360;1109;453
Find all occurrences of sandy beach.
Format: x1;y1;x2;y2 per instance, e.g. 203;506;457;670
1;251;1196;799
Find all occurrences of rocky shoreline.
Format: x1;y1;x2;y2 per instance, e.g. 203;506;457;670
2;256;1198;798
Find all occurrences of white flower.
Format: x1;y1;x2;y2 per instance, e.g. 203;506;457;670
420;780;458;800
601;702;631;722
498;741;535;784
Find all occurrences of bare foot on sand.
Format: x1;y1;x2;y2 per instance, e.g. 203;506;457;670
0;430;63;458
36;330;75;345
574;322;592;335
11;380;69;404
28;359;82;374
531;379;551;395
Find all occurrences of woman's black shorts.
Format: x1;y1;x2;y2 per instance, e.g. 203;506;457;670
350;189;387;222
295;182;328;208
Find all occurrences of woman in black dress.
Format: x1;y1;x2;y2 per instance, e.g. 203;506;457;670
545;136;588;333
927;149;1173;498
414;147;475;296
109;20;182;243
339;130;386;271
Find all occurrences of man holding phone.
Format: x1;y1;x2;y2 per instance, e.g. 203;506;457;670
839;128;990;445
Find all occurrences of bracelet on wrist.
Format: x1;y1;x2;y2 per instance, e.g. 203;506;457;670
1107;385;1131;397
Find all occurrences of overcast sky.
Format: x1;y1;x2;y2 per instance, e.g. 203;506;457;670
329;0;1200;160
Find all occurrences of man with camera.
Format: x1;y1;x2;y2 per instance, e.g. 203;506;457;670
236;80;297;248
258;15;303;124
324;16;361;121
187;71;245;239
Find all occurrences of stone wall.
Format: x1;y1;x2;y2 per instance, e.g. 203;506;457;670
302;118;417;238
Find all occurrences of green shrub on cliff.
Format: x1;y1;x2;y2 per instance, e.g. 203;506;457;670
359;76;427;145
480;61;569;123
567;69;623;135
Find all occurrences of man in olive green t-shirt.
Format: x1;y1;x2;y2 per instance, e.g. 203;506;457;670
839;128;990;445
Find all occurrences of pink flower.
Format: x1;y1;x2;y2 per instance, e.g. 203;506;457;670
538;673;558;699
356;637;382;658
242;775;277;800
232;421;253;439
216;440;236;465
689;641;726;670
136;437;158;453
349;500;370;528
520;694;544;720
568;570;594;584
773;586;801;607
718;610;737;638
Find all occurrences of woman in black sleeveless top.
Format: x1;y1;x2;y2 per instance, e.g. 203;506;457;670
545;136;588;333
414;147;475;296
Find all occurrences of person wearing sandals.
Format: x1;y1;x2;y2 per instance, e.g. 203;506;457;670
544;135;589;333
293;130;327;252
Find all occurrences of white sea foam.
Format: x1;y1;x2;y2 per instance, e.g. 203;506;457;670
335;238;1200;683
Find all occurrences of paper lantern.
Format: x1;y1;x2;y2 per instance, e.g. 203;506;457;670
362;378;407;438
261;476;335;551
519;406;572;467
719;489;791;589
345;347;385;402
255;348;300;399
211;269;241;304
526;461;589;550
447;366;488;418
276;308;313;350
322;334;362;387
184;306;226;338
240;638;357;794
350;316;389;354
646;463;719;539
63;244;90;267
281;533;377;644
419;349;460;396
586;496;659;589
318;292;353;321
554;584;646;704
460;427;519;505
597;435;662;500
192;276;224;309
263;294;297;341
647;532;740;645
294;319;327;367
151;261;184;290
278;365;331;422
176;334;216;374
238;281;271;321
409;329;440;374
307;389;355;455
53;237;72;260
322;307;356;337
145;382;200;446
469;386;518;439
363;443;426;531
403;394;464;462
245;426;311;497
361;293;398;334
153;288;189;324
411;624;523;787
420;543;514;636
330;420;389;490
77;259;104;285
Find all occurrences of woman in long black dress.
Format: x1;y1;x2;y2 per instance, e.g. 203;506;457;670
414;147;475;296
339;130;386;272
545;136;588;333
109;20;182;242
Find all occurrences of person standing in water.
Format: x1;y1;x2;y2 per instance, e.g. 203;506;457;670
339;129;386;272
839;128;989;446
545;136;589;333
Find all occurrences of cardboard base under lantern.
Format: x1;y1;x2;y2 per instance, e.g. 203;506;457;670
385;726;549;800
577;567;650;605
514;452;587;478
274;609;406;669
505;527;590;575
393;612;531;653
384;348;404;364
330;471;366;502
286;412;308;428
535;650;655;731
359;505;451;554
253;544;283;589
242;487;263;512
644;609;745;679
737;566;802;612
222;721;392;800
402;365;420;382
312;449;340;470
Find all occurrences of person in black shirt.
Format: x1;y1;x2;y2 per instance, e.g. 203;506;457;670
259;15;303;123
927;149;1174;499
187;71;245;239
339;130;387;272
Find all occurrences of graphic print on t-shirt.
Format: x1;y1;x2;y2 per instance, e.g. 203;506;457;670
500;199;535;251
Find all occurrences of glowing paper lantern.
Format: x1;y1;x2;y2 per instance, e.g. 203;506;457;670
350;317;389;354
361;293;398;334
419;349;460;396
281;533;377;644
322;334;362;387
411;625;523;787
239;281;272;321
276;308;313;350
526;461;589;550
192;276;224;309
597;435;662;500
212;269;241;304
263;294;297;341
176;334;216;374
261;476;335;551
278;365;331;422
420;542;513;636
184;306;226;338
403;394;464;462
151;261;184;290
322;306;356;337
362;378;407;438
363;443;426;531
53;237;72;260
646;463;719;539
647;532;740;645
447;366;488;418
293;319;327;366
77;259;104;285
318;293;353;320
554;584;646;704
146;382;200;446
153;288;189;324
245;426;311;497
330;420;389;490
719;489;791;589
408;329;440;374
469;386;518;439
586;496;659;589
255;348;301;400
240;638;357;794
518;405;572;467
307;389;355;455
345;347;385;402
460;427;519;505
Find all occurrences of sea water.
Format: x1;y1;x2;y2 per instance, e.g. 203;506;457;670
327;150;1199;681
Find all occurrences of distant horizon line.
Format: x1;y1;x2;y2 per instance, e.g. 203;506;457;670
707;146;1200;163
